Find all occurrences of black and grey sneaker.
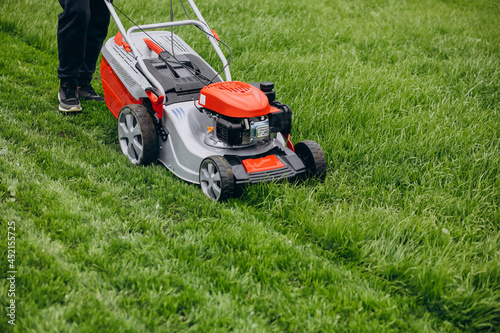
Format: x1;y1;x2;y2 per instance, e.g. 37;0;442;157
58;80;82;113
77;82;105;101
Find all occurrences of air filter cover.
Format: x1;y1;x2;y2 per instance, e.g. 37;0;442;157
199;81;270;118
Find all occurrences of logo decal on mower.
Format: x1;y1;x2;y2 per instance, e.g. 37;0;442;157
199;94;206;106
171;107;185;120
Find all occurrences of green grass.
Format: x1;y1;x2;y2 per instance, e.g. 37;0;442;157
0;0;499;331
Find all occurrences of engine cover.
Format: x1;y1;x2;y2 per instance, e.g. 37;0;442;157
199;81;271;118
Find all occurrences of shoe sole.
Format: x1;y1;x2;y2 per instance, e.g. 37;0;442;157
58;93;82;113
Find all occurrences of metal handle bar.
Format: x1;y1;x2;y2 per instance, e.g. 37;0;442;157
104;0;231;99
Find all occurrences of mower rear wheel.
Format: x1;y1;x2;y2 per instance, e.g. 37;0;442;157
199;156;234;201
117;104;158;165
294;140;327;180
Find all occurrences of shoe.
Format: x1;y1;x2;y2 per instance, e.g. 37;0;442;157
58;80;82;113
77;82;105;101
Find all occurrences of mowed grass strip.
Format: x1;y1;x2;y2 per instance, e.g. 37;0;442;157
1;0;499;331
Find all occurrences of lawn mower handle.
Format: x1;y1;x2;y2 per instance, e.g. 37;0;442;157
103;0;232;98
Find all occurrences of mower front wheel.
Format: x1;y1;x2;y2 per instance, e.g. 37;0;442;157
199;156;235;201
117;104;158;165
294;140;327;180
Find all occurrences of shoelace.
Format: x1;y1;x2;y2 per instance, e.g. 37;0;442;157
62;83;78;99
79;84;97;96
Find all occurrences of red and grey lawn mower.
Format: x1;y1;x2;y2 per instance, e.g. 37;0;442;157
101;0;326;201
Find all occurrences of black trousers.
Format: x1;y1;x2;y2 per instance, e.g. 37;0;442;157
57;0;111;83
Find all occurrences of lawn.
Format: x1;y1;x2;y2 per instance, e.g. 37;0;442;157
0;0;499;331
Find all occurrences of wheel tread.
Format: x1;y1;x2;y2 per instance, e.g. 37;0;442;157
294;140;327;180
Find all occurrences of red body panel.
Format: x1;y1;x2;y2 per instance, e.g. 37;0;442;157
100;57;141;118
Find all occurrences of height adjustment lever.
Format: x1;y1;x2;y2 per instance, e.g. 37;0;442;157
145;87;165;118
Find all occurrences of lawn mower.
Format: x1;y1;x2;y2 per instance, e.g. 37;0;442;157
101;0;326;201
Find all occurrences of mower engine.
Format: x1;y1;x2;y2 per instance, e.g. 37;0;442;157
198;81;292;147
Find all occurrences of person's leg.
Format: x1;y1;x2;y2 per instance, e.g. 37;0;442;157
57;0;91;81
77;0;111;101
57;0;91;112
